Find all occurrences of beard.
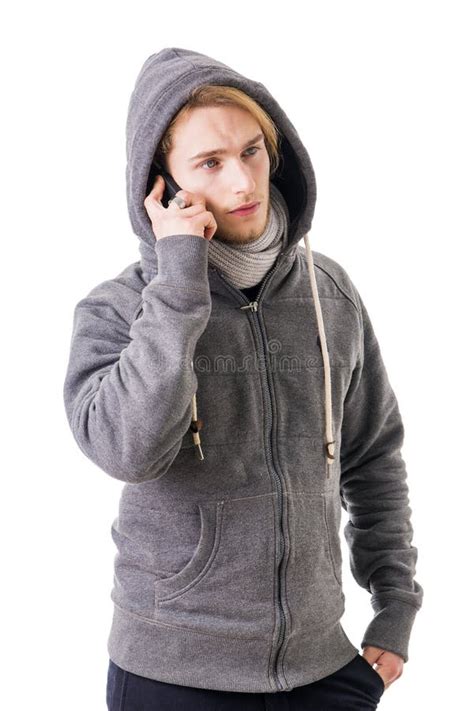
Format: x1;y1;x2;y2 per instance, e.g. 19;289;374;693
214;200;271;246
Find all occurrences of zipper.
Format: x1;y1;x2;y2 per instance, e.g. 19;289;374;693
212;255;289;692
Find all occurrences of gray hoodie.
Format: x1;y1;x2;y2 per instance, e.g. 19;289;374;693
63;47;423;693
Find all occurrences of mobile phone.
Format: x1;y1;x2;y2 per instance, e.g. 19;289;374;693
149;157;183;206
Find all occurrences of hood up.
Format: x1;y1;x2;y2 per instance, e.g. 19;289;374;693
124;47;336;473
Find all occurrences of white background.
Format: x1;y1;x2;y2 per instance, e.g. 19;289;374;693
1;1;472;708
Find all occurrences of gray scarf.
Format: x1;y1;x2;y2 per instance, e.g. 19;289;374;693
207;182;290;288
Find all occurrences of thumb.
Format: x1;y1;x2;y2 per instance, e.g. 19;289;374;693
362;647;381;666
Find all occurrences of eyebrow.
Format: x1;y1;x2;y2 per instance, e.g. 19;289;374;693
188;133;265;162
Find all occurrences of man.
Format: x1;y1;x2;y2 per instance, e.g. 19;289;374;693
63;48;423;710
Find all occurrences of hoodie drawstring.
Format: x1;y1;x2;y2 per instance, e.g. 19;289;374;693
190;234;336;477
303;234;336;477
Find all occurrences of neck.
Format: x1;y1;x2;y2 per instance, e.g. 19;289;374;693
206;182;290;289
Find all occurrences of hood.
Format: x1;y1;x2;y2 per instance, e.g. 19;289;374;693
124;47;336;473
125;47;317;280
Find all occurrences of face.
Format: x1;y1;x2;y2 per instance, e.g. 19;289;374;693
165;105;271;245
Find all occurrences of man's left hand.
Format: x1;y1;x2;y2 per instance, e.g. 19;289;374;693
362;645;404;691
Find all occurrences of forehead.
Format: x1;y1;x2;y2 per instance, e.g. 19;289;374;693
172;106;261;153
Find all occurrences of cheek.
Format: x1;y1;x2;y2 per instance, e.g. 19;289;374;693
256;156;270;188
258;150;271;173
180;174;217;209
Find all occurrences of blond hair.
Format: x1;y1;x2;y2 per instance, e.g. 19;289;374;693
155;84;282;177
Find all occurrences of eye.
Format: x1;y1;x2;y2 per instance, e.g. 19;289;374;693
200;146;261;170
201;158;218;170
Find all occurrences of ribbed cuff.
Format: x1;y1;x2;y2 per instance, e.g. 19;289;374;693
154;234;210;291
361;597;421;663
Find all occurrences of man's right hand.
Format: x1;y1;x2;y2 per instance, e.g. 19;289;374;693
144;175;217;242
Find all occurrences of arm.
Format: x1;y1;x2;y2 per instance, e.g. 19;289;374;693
63;234;211;483
339;286;424;662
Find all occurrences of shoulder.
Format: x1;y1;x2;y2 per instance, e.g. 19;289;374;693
296;245;361;314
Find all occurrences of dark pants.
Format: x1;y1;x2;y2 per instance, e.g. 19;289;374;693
106;652;385;710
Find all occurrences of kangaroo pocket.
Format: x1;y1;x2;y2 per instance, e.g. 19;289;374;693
110;498;210;618
153;494;277;638
153;499;224;600
111;493;277;638
285;491;345;630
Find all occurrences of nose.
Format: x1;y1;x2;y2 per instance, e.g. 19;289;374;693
228;159;256;195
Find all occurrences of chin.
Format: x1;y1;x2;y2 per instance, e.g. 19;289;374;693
213;204;269;244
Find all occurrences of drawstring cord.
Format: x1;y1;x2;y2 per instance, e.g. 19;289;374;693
190;391;204;461
303;234;336;475
189;358;204;460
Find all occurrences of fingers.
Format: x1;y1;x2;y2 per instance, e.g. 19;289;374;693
168;188;207;210
167;202;205;217
144;175;207;212
202;210;218;241
143;174;218;241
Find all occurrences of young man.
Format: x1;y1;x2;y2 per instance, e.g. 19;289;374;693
63;48;423;710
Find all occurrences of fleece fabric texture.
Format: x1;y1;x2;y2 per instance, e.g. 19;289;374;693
63;47;424;693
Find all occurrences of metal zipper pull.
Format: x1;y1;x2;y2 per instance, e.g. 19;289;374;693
239;301;259;312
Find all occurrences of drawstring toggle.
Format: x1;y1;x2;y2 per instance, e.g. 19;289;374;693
190;417;205;461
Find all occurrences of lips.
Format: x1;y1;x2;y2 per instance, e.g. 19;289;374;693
229;201;260;215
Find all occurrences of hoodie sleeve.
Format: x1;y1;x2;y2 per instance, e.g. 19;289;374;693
339;285;424;663
63;234;212;483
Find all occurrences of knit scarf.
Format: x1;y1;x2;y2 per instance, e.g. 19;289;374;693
207;182;290;288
